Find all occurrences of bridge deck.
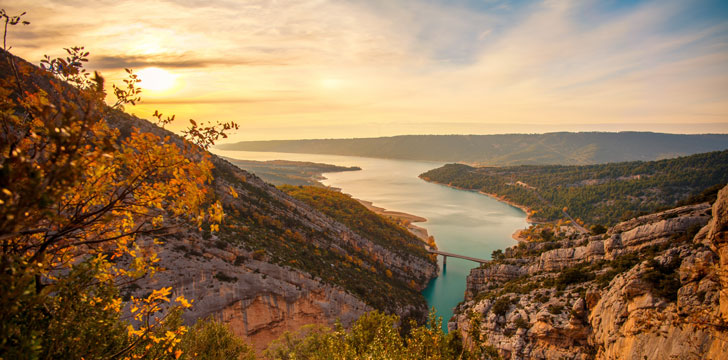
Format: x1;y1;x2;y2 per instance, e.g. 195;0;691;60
427;249;489;264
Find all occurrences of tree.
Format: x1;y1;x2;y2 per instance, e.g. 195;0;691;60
178;317;256;360
0;10;238;358
590;224;607;235
263;310;468;359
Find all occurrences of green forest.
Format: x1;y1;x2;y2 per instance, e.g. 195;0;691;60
421;150;728;226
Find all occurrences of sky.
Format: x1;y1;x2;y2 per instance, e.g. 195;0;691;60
6;0;728;141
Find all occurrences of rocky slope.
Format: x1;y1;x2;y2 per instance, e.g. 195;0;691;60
0;52;438;352
451;186;728;359
117;115;438;351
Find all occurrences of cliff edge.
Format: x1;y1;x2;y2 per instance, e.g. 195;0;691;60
452;185;728;359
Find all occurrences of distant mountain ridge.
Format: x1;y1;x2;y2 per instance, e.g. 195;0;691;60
217;132;728;165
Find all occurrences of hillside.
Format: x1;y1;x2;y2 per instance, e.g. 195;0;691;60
0;50;437;352
450;185;728;359
221;158;360;186
279;185;436;257
420;150;728;226
217;133;728;165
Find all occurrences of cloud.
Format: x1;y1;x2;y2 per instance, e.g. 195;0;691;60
141;96;309;105
8;0;728;141
90;54;292;70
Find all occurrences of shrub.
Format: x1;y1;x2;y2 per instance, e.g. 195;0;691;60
642;258;681;302
590;224;607;235
264;310;468;359
214;239;227;249
180;318;255;360
491;297;511;317
251;249;266;261
547;304;564;315
513;317;529;329
555;266;595;289
214;271;237;283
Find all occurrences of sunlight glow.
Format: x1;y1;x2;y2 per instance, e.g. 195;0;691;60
136;67;176;92
320;77;343;90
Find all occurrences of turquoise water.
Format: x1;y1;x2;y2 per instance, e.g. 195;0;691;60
212;150;528;331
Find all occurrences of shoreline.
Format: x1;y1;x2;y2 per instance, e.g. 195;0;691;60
420;178;536;242
355;199;432;242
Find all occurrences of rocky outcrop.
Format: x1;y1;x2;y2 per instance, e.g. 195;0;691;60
122;156;437;351
707;186;728;323
0;51;438;353
106;91;438;352
451;187;728;360
140;242;369;352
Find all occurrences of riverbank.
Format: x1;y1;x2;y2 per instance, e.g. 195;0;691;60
418;178;538;242
419;178;539;221
356;199;432;242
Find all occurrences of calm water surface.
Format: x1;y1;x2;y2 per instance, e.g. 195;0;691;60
213;150;528;331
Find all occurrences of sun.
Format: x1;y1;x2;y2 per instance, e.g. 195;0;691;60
320;77;343;89
136;67;176;92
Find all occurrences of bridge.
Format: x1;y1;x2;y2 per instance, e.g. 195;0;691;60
427;249;489;265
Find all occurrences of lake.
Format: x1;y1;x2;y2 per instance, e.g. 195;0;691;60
212;149;528;331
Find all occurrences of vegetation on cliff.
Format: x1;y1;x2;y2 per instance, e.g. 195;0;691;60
222;158;360;186
279;185;431;259
0;13;444;358
263;310;500;360
421;150;728;226
0;11;249;358
275;185;435;316
452;196;727;359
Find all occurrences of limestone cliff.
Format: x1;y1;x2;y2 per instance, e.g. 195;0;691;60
119;131;438;351
0;53;438;352
451;186;728;359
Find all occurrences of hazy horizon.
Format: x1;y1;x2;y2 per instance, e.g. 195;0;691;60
215;128;728;144
8;0;728;141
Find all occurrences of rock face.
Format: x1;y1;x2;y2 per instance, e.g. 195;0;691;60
0;51;438;352
123;153;438;352
101;82;438;351
452;188;728;360
708;186;728;324
141;242;370;352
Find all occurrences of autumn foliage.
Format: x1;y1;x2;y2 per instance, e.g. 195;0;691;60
0;12;246;359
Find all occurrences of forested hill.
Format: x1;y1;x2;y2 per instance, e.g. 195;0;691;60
420;150;728;226
217;133;728;165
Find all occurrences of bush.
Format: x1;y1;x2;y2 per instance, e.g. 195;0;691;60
214;271;237;283
590;224;607;235
513;317;529;329
180;318;255;360
547;304;564;315
264;310;468;359
491;297;511;317
642;259;681;302
535;293;550;303
555;265;595;290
